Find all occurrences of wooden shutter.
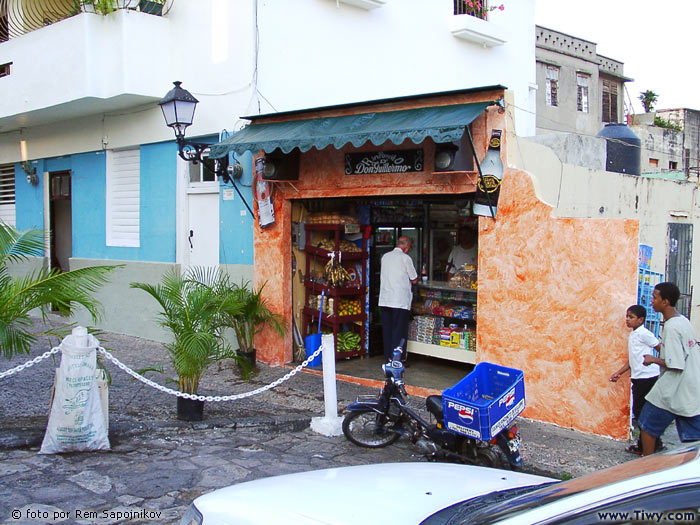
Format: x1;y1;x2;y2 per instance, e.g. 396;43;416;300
602;80;618;123
106;148;140;247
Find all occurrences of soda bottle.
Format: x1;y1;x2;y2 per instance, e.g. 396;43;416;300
473;129;503;217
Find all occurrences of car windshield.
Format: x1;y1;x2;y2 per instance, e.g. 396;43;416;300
422;444;699;525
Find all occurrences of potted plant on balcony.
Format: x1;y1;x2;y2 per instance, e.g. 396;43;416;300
138;0;166;15
457;0;504;19
218;281;286;377
131;267;237;421
80;0;118;15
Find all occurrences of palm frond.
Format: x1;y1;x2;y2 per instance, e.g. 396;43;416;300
0;223;46;267
0;224;120;359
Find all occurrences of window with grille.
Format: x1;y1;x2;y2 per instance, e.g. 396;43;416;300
106;148;140;247
545;66;559;107
602;79;618;123
667;223;693;319
187;148;217;184
0;164;15;226
576;73;589;113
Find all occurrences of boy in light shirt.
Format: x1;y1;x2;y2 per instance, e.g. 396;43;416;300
610;304;662;454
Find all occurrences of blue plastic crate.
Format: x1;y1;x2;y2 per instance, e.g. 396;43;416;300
442;362;526;441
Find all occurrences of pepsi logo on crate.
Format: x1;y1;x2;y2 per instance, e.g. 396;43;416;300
442;362;525;441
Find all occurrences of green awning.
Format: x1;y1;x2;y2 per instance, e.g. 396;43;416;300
209;101;493;158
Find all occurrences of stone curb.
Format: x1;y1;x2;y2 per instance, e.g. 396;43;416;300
0;414;313;451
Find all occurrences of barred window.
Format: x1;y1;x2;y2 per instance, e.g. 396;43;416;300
545;66;559;107
576;73;589;113
0;164;15;204
0;163;15;226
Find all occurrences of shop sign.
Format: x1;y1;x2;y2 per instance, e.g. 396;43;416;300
345;149;424;175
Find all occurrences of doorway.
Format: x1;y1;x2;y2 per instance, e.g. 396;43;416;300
49;171;72;272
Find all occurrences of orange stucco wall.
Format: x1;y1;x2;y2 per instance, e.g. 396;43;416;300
250;90;637;439
477;169;638;439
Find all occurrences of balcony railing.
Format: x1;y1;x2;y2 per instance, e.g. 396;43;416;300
0;0;172;42
453;0;487;19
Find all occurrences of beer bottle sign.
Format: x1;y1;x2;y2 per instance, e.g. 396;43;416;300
473;129;503;217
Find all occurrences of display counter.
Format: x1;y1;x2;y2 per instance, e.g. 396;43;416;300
408;281;477;364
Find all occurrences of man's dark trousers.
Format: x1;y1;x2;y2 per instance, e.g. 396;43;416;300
380;307;410;361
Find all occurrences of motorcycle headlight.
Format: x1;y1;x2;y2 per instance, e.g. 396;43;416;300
180;504;203;525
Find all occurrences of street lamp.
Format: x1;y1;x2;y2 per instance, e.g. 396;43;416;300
159;81;243;184
159;81;253;216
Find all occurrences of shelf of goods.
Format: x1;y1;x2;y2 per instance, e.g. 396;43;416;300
302;223;369;359
408;281;477;364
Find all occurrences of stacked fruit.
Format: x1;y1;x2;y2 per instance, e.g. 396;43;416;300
338;298;362;316
337;331;361;352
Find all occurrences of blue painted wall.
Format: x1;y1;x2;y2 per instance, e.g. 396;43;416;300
72;142;178;262
219;151;255;265
15;160;45;230
15;140;256;266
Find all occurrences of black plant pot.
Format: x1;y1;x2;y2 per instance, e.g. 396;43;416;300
177;397;204;421
238;349;257;369
139;0;163;15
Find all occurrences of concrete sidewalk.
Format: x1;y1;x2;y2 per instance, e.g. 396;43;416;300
0;319;678;481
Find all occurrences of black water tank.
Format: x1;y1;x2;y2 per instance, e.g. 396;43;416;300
596;123;641;175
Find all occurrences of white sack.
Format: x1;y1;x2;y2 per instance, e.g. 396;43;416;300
40;332;110;454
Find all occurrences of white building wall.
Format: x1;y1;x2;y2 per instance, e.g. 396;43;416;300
257;0;536;136
0;0;536;165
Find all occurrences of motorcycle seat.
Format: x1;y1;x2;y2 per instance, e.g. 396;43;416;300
426;395;443;420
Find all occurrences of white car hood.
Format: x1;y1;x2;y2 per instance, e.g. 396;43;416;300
193;462;552;525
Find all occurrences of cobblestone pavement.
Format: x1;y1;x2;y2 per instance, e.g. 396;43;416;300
0;319;680;524
1;424;416;525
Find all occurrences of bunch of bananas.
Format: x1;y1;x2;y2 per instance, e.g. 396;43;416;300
324;258;351;287
337;331;361;352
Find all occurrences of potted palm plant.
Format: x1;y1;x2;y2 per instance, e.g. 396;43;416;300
131;267;238;421
219;281;286;374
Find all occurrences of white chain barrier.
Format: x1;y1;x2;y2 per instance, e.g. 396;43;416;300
97;346;325;402
0;345;325;403
0;347;61;380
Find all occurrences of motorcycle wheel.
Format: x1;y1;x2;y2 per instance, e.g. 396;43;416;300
474;447;503;469
342;410;400;448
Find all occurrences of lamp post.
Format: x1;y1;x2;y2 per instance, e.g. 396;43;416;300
159;81;253;215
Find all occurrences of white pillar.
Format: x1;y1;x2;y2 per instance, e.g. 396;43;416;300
310;334;344;436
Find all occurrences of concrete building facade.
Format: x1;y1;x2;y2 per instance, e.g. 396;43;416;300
535;25;630;137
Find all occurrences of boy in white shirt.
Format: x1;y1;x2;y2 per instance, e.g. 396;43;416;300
609;304;661;454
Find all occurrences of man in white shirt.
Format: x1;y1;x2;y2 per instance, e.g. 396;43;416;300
447;227;477;279
378;236;418;361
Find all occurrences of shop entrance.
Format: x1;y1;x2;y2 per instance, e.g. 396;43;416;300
292;195;478;392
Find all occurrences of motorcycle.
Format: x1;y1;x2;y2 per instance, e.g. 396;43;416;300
342;347;523;470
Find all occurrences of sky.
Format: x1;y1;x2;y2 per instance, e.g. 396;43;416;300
535;0;700;113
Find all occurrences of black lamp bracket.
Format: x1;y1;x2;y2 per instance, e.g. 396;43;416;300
175;136;253;216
